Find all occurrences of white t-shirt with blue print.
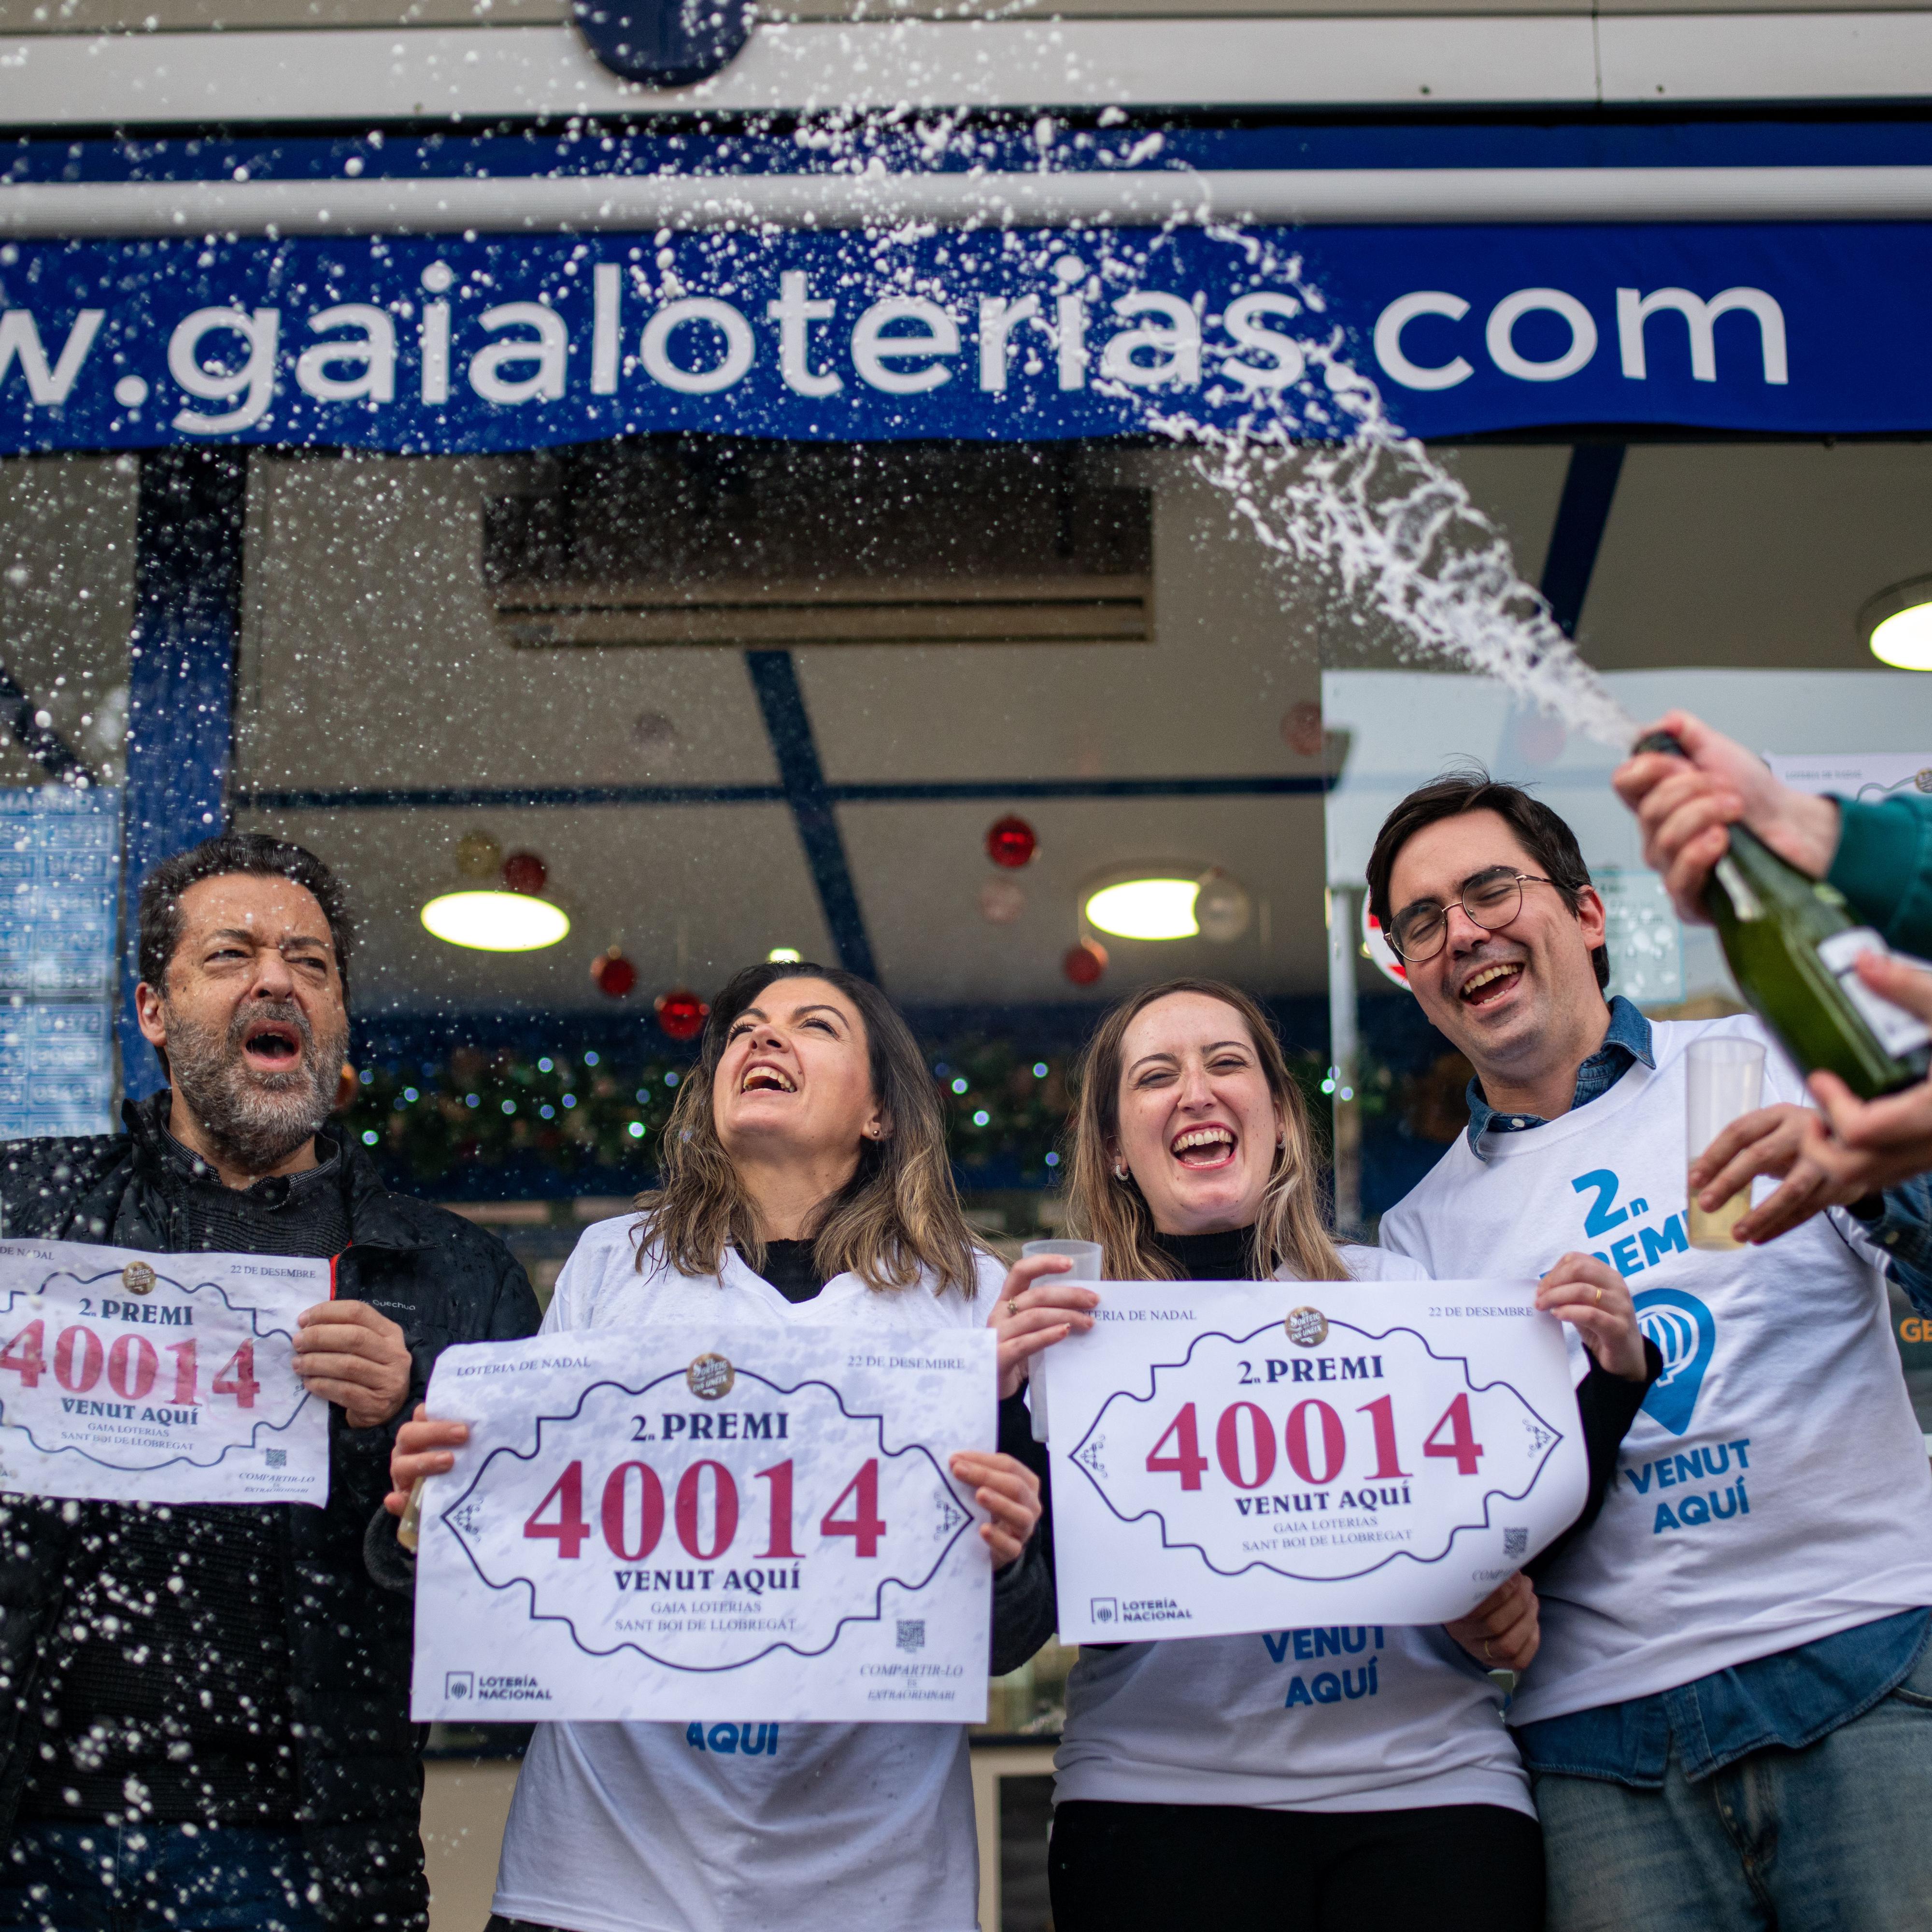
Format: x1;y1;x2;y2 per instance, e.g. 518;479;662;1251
1380;1013;1932;1729
490;1217;1000;1932
1050;1244;1534;1818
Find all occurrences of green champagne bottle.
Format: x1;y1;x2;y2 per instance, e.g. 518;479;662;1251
1635;731;1932;1099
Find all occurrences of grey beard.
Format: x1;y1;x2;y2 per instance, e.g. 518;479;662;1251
164;999;348;1178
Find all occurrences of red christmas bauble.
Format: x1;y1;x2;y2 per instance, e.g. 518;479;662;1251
986;815;1038;870
654;986;710;1042
1062;939;1108;986
592;950;638;999
502;851;548;896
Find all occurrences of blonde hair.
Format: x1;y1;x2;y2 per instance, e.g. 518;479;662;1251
1064;977;1349;1285
631;961;983;1297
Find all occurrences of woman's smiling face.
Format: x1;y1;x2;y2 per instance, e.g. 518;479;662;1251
1112;992;1282;1236
712;977;882;1166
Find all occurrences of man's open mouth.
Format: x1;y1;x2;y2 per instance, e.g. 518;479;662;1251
1459;962;1524;1008
1170;1125;1236;1170
741;1064;797;1094
242;1022;304;1066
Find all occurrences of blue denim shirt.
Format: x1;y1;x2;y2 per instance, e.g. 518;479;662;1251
1464;996;1932;1786
1463;994;1655;1157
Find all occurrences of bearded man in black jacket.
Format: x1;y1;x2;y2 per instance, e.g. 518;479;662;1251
0;832;540;1932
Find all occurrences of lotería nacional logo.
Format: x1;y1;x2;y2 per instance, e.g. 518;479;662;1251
1285;1306;1328;1348
121;1262;156;1296
445;1671;474;1701
1091;1597;1117;1625
686;1352;735;1401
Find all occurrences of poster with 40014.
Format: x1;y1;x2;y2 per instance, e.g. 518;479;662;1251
410;1323;996;1723
1046;1281;1588;1643
0;1237;329;1506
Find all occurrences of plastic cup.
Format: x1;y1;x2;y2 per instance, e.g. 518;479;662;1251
1686;1036;1767;1251
1019;1238;1103;1442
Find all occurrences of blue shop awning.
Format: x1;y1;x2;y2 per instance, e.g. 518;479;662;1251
0;124;1928;452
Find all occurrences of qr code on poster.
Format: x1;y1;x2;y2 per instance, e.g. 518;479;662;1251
1503;1527;1527;1560
265;1449;287;1469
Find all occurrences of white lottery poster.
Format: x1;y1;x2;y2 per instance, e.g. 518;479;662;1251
411;1322;996;1723
0;1237;330;1506
1048;1280;1587;1642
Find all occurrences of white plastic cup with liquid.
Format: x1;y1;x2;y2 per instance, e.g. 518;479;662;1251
1686;1036;1767;1251
1019;1238;1103;1443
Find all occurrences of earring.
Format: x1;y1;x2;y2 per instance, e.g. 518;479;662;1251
1113;1162;1128;1180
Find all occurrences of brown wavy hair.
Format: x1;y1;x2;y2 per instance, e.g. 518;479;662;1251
1064;977;1348;1285
632;961;983;1297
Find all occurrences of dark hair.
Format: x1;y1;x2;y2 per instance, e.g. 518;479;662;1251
1364;768;1609;990
137;832;354;1002
633;960;983;1297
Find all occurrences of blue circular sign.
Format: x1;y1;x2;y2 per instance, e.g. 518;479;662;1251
572;0;754;85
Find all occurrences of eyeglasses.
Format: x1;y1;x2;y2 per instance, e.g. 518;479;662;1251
1386;868;1559;962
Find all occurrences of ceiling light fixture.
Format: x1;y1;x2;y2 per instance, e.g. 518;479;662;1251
1084;877;1200;942
1861;577;1932;670
421;891;570;952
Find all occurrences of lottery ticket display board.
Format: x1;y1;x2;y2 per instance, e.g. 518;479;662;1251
411;1323;997;1723
0;786;119;1140
0;1238;330;1506
1046;1280;1588;1643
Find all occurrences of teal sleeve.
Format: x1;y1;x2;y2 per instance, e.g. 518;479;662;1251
1826;793;1932;955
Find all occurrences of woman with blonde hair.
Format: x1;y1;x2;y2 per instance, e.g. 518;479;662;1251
386;960;1080;1932
995;976;1654;1932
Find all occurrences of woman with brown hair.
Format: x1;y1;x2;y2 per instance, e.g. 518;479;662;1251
386;960;1077;1932
1002;976;1652;1932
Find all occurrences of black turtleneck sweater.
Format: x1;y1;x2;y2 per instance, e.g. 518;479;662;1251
18;1120;350;1829
1149;1225;1256;1284
738;1238;828;1305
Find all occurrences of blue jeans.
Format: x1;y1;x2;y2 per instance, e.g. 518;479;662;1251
0;1822;322;1932
1535;1638;1932;1930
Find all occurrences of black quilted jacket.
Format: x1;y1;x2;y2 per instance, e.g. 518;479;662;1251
0;1094;541;1932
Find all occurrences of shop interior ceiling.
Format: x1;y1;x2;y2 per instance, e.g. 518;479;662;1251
1;439;1929;1016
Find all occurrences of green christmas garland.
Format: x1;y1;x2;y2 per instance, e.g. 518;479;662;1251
346;1038;1330;1188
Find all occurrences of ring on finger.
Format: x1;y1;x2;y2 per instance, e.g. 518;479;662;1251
1006;1297;1021;1319
1482;1638;1494;1663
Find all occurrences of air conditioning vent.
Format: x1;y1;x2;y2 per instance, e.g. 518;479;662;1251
483;439;1152;648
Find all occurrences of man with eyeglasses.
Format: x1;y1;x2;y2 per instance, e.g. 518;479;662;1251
1364;769;1932;1932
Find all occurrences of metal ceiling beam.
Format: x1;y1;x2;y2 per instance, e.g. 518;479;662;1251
1539;443;1626;639
744;649;878;984
122;447;246;1098
0;666;94;788
232;774;1335;811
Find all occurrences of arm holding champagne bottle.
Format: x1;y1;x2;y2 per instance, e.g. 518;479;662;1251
1615;713;1932;1259
1615;707;1932;954
1613;710;1844;925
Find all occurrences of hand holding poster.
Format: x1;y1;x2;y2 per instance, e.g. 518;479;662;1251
0;1237;330;1506
1047;1280;1586;1642
410;1322;996;1723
